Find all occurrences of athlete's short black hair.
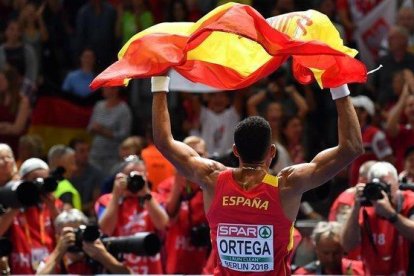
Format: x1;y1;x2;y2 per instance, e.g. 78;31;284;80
234;116;271;163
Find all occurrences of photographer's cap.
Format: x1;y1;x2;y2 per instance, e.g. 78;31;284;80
19;158;49;177
351;95;375;116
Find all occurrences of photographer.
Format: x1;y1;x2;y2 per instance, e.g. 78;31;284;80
160;136;210;274
0;158;61;274
96;155;168;274
36;209;130;274
294;221;363;275
341;162;414;275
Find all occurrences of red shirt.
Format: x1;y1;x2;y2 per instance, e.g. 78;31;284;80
95;193;163;274
207;170;294;276
328;188;361;260
9;203;60;274
41;255;94;274
161;176;209;274
349;125;392;186
390;124;414;172
359;191;414;275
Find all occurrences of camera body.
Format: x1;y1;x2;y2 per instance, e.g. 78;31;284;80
190;223;210;247
126;172;146;193
67;225;101;253
361;178;391;206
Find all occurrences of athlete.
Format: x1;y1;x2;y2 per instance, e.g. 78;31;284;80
151;76;363;275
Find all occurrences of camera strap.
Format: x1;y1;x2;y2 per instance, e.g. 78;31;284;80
362;208;379;256
23;207;46;246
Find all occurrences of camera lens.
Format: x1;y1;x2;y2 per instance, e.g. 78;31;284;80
127;172;145;193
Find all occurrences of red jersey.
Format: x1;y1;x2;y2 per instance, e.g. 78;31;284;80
294;258;364;275
162;177;209;274
349;126;392;186
359;191;414;275
390;124;414;172
95;193;163;274
9;203;59;274
207;170;294;276
39;255;94;274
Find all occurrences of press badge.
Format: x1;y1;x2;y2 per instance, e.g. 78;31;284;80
31;247;48;271
217;223;274;272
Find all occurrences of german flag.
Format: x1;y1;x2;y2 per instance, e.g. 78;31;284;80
90;3;366;90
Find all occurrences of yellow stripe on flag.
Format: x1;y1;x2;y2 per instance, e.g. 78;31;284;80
187;31;272;77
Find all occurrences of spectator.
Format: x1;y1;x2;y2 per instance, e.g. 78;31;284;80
294;221;363;275
160;136;209;274
375;26;414;105
399;145;414;183
18;2;48;71
0;158;61;274
16;134;45;168
41;0;70;89
348;95;393;186
116;0;154;45
280;115;306;164
0;19;38;83
96;155;168;274
341;162;414;274
380;7;414;56
0;143;18;186
69;138;105;217
386;80;414;171
167;0;189;22
0;68;31;153
328;160;376;261
36;209;131;274
88;87;132;172
76;0;116;70
48;145;82;210
379;70;405;122
189;91;243;156
62;48;96;98
141;125;175;191
110;135;146;174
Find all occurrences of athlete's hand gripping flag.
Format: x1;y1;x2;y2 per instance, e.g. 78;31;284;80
90;2;367;91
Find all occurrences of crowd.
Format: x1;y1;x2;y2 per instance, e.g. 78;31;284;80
1;0;414;274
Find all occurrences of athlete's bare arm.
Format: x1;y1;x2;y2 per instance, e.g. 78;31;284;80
279;87;363;220
152;88;226;193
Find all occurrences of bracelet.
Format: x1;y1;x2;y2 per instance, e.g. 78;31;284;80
387;212;399;224
330;84;350;100
151;76;170;93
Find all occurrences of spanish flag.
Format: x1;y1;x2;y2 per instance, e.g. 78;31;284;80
90;3;366;90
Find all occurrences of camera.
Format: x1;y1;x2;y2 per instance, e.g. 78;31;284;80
361;178;391;206
67;224;101;253
126;172;146;193
67;225;161;256
190;223;211;247
0;237;12;257
399;177;414;191
0;166;64;208
102;232;161;256
0;180;41;208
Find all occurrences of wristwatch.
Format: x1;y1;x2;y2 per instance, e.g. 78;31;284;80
387;212;399;224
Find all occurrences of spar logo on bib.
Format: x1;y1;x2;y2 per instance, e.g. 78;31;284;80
217;223;274;272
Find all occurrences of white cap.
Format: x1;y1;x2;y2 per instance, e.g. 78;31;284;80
351;95;375;116
19;158;49;177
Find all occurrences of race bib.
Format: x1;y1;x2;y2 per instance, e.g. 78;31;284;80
217;223;274;272
31;247;48;271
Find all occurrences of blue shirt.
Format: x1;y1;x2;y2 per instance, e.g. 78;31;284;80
62;69;94;97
